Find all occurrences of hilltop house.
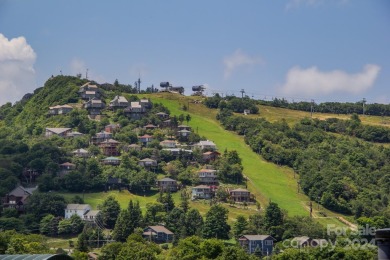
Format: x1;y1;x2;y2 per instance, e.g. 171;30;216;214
83;210;100;222
138;134;153;146
138;158;157;168
191;185;214;200
45;128;72;137
202;151;221;163
109;95;129;109
48;105;73;115
156;177;178;192
105;124;121;133
193;140;217;151
140;98;152;109
99;139;120;156
143;226;174;243
156;112;169;120
125;143;142;152
101;157;121;166
79;83;101;100
72;148;90;158
91;131;113;144
160;140;177;148
177;125;191;131
124;101;148;119
1;186;37;213
198;169;218;185
229;188;252;202
238;235;275;255
84;98;105;115
144;124;158;130
65;204;91;219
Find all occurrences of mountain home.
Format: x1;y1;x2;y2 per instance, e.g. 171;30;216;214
143;226;174;243
79;83;101;100
124;101;147;119
229;188;252;202
193;140;217;151
138;158;157;168
105;124;121;133
156;177;178;192
59;162;76;176
48;105;73;115
191;185;214;200
84;98;105;115
198;169;218;185
1;186;37;213
238;235;275;255
65;204;91;219
202;151;221;163
160;140;177;148
83;210;100;222
72;148;90;158
101;157;121;166
156;112;169;120
91;131;113;144
109;95;129;109
138;134;153;146
99;139;120;156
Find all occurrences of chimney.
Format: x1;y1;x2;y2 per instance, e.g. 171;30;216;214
376;228;390;260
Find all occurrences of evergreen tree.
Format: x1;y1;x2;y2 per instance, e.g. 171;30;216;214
186;208;204;236
265;202;284;228
233;215;248;238
202;205;230;239
180;189;190;213
164;191;175;212
100;196;121;229
112;209;132;242
129;200;143;229
76;231;89;252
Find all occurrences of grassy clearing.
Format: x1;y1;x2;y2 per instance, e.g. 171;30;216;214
141;93;352;227
247;105;390;128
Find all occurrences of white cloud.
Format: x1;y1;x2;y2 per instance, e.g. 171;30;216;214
223;49;263;79
0;34;37;105
280;64;381;97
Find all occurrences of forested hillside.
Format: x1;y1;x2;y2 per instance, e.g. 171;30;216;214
205;95;390;223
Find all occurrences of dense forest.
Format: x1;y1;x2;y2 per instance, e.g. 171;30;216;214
259;98;390;116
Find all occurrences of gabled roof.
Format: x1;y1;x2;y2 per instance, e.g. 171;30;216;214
46;128;71;134
231;188;249;192
8;186;37;197
66;204;91;210
158;177;177;182
192;185;212;189
102;157;120;161
84;210;100;218
128;144;141;147
100;139;120;144
178;125;190;128
72;148;89;154
196;140;216;146
85;91;96;95
147;225;174;235
178;130;191;133
145;124;157;128
60;162;75;167
199;169;217;173
239;235;275;241
156;112;168;115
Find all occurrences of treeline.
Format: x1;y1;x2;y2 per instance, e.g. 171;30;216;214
204;94;259;114
216;109;390;219
260;98;390;116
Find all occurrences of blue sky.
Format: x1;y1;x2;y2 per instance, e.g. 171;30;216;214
0;0;389;105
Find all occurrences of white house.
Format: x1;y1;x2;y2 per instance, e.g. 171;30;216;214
65;204;91;219
193;140;217;151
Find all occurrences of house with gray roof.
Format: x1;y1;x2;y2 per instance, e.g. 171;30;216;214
1;185;37;213
238;235;275;255
143;226;174;243
65;204;91;219
45;128;72;137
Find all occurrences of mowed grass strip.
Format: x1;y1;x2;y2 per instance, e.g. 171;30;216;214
146;94;308;216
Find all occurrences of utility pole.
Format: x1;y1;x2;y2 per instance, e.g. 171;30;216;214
362;98;366;115
86;69;88;79
310;99;314;118
137;76;141;93
240;89;245;99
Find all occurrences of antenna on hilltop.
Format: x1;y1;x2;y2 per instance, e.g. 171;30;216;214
310;99;315;118
362;98;366;115
138;72;141;93
240;89;245;99
86;68;89;79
